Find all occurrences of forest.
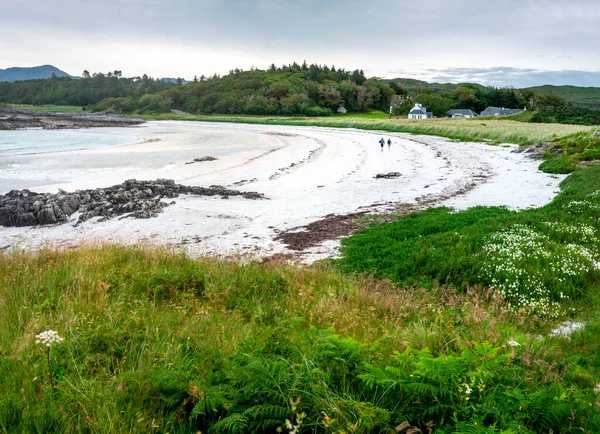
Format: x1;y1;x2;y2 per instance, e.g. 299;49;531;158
1;62;599;125
0;71;175;106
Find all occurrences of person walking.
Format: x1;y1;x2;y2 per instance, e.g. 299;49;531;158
387;138;392;150
379;138;385;151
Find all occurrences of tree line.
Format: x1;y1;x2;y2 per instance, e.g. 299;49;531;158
0;71;175;106
90;62;395;116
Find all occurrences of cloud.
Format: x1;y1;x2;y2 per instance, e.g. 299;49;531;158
387;67;600;87
0;0;599;80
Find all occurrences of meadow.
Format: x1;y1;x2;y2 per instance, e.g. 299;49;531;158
1;165;600;432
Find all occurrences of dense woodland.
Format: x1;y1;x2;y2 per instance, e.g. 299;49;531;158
1;63;599;125
0;71;175;106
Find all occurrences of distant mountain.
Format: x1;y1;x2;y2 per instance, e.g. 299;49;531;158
161;77;189;85
389;77;600;109
524;85;600;109
0;65;72;83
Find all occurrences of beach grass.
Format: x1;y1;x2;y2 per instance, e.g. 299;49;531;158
1;239;599;432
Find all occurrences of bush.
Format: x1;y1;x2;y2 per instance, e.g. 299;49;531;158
539;155;577;174
304;106;331;117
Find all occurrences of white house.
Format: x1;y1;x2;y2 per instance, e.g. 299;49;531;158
408;103;432;119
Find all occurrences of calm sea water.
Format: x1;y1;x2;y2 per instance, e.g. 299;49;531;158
0;128;142;193
0;128;141;156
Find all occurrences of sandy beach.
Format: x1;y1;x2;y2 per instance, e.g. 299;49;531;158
0;121;564;261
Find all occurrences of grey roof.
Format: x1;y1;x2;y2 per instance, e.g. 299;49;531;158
480;106;524;116
409;109;426;115
448;109;478;116
426;112;433;117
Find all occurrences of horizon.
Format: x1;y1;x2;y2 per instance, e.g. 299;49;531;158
2;63;600;90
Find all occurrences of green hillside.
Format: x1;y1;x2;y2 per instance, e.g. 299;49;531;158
525;85;600;109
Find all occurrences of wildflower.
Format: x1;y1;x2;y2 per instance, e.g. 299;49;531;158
35;330;64;347
507;339;521;347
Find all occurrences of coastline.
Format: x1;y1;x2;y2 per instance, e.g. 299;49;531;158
0;121;565;261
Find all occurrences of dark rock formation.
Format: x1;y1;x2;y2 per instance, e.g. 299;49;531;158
186;156;218;164
511;142;563;159
374;172;402;179
0;179;266;227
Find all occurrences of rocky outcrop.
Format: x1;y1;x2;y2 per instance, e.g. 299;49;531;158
186;156;218;164
0;179;266;227
374;172;401;179
511;142;563;159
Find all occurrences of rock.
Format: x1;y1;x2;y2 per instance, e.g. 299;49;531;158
577;159;600;168
374;172;402;179
32;200;45;213
513;142;562;159
193;156;217;162
0;207;10;226
15;212;37;226
0;179;266;227
37;205;57;225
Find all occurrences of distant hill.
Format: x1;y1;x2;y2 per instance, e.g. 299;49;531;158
0;65;72;83
387;78;485;93
524;85;600;109
388;78;600;109
161;77;189;85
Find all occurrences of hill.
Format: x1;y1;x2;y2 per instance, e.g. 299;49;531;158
0;65;71;82
525;84;600;109
90;63;394;116
388;77;486;94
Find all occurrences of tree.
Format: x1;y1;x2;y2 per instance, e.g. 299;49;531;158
455;85;478;110
82;70;91;79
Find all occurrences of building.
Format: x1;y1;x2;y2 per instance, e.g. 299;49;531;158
447;109;478;118
408;103;432;119
480;106;526;117
337;106;348;114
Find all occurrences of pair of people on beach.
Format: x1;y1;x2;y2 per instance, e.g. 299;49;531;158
379;138;392;151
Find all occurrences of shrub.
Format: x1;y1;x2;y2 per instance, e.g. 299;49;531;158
539;155;576;174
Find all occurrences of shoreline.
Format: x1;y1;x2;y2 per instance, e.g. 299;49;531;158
0;121;565;262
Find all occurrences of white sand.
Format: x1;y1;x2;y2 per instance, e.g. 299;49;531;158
0;121;565;261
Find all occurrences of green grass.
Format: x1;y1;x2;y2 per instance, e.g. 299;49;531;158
336;167;600;318
2;103;82;113
2;243;600;433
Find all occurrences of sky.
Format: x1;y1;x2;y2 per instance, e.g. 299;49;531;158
1;0;599;87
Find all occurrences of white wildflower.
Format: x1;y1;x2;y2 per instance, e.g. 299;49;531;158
507;339;521;347
549;321;585;338
35;330;64;347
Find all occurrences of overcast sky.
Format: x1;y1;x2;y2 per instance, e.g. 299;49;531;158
1;0;599;87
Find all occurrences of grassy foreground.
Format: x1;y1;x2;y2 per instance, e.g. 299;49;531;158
2;172;600;434
1;244;600;433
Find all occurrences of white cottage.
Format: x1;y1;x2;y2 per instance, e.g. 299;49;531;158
408;103;432;119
